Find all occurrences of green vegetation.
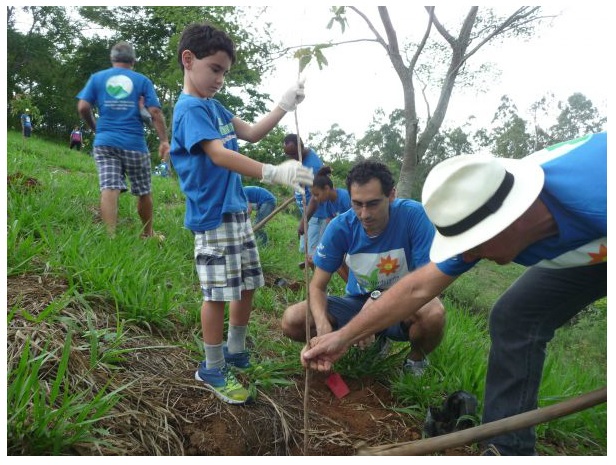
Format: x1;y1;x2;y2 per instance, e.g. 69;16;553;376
6;132;606;455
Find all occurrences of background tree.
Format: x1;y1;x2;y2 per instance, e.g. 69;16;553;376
482;95;533;159
355;108;406;174
550;92;606;142
7;6;284;154
328;6;547;198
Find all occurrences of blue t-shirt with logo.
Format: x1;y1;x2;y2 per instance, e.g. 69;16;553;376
77;67;161;152
437;131;607;276
170;93;247;231
314;198;435;296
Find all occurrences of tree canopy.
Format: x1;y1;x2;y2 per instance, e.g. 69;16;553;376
7;6;605;189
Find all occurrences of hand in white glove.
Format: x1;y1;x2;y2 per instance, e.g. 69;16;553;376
278;77;306;112
261;160;314;191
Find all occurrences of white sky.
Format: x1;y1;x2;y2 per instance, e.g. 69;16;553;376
259;4;610;137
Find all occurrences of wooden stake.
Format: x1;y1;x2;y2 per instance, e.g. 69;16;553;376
252;196;295;232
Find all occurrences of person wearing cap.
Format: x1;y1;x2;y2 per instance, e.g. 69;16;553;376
76;41;170;239
283;160;445;376
301;132;606;455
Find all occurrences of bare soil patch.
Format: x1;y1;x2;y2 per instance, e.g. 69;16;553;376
7;273;475;456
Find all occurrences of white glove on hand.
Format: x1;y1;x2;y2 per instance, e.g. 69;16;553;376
278;77;306;112
262;160;314;191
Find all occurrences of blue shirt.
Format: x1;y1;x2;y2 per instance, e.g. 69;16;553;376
294;149;330;219
314;199;436;296
437;131;607;276
20;114;32;128
76;67;161;152
323;188;351;218
244;186;276;207
170;93;247;231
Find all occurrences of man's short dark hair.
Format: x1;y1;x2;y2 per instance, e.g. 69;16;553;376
110;41;136;64
346;160;395;196
177;23;236;71
284;133;303;148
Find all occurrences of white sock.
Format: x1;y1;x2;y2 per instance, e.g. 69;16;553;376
227;325;248;354
204;342;224;370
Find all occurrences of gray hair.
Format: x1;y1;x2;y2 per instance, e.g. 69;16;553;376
110;41;136;64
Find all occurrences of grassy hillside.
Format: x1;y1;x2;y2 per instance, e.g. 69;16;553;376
6;131;607;455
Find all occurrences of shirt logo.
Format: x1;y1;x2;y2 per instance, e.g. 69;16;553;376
106;75;133;99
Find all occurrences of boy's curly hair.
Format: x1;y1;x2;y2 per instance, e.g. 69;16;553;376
177;23;236;71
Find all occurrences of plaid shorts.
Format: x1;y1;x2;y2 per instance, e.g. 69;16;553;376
93;146;151;195
194;211;265;301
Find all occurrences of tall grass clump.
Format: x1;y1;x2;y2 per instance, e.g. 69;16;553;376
7;336;123;455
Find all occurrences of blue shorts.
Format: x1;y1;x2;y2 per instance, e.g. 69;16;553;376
300;216;328;255
327;294;409;341
93;145;151;195
194;211;265;302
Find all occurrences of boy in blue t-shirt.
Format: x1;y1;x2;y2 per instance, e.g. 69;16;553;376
171;23;313;405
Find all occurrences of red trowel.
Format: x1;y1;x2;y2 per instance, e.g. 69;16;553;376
326;372;350;399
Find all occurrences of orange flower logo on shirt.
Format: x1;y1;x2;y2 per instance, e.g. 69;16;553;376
376;254;400;276
588;243;607;263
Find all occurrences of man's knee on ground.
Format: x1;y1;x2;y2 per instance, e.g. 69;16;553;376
422;298;446;327
281;304;307;341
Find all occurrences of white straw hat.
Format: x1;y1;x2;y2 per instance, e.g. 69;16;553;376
422;154;545;263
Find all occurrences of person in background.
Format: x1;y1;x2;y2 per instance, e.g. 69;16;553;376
282;134;331;263
302;132;607;455
297;165;351;281
170;22;312;405
77;41;170;239
244;185;277;246
283;160;445;376
69;126;83;151
20;109;33;139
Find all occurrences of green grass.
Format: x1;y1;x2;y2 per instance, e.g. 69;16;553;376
5;130;607;455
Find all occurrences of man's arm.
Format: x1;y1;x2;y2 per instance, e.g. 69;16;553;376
148;106;170;162
77;100;96;132
302;262;457;371
309;267;335;335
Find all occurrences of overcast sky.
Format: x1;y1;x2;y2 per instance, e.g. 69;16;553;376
258;4;609;138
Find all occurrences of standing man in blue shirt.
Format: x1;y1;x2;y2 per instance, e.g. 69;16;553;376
20;109;33;139
283;134;332;260
302;132;607;456
77;41;170;238
282;160;445;376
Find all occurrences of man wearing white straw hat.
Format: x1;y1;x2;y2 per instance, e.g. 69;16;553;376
302;131;607;455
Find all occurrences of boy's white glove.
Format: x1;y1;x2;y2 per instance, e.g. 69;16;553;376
278;77;306;112
262;160;314;191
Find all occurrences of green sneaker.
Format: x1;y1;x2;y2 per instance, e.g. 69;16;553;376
195;362;252;405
